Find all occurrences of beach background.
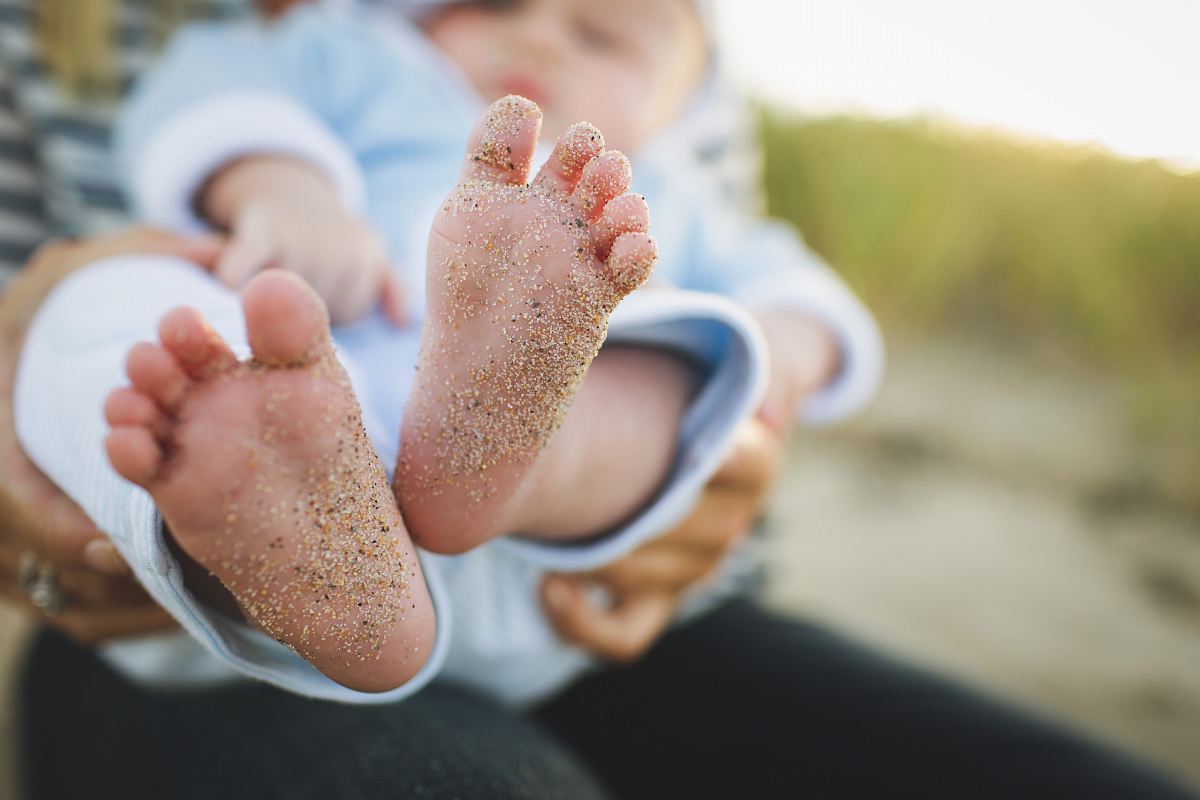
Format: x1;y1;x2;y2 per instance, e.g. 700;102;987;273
3;1;1199;795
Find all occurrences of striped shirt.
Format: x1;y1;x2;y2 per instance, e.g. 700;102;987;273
0;0;248;287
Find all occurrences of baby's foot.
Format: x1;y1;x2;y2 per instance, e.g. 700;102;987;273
397;95;657;554
104;270;434;693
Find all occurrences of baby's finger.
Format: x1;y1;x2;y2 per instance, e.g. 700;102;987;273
214;233;272;289
380;270;409;327
653;486;757;554
324;261;384;326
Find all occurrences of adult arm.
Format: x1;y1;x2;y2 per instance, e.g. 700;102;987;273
0;228;220;643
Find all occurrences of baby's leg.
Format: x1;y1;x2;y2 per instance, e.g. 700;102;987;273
104;271;433;692
396;97;668;552
509;345;698;540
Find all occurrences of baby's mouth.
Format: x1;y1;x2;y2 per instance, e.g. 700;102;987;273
495;74;552;108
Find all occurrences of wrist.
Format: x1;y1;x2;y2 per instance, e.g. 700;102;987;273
758;310;840;390
755;310;841;433
199;155;340;229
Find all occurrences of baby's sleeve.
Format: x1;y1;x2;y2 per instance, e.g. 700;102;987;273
495;289;768;572
682;203;884;426
115;7;403;232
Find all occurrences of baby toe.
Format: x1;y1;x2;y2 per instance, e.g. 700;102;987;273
460;95;543;186
604;232;658;295
125;342;190;414
105;426;163;486
572;150;632;222
104;387;170;438
158;306;237;380
532;121;606;194
593;193;650;261
242;270;332;366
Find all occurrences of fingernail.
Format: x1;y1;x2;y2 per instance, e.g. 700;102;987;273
83;540;127;575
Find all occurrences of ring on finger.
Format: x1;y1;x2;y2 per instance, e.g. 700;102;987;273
18;551;67;615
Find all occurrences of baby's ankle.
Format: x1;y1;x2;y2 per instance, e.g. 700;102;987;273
504;346;698;541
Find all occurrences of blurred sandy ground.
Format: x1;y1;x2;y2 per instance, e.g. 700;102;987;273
762;335;1200;790
1;335;1198;796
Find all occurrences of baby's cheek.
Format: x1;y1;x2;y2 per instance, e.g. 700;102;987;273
544;101;632;155
542;59;638;148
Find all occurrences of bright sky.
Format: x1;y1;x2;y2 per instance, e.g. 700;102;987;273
716;0;1200;173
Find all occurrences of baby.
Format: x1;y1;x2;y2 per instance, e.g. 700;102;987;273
16;0;881;702
104;96;685;691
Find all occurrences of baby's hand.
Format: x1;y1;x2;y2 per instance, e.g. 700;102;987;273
754;310;840;435
203;156;407;325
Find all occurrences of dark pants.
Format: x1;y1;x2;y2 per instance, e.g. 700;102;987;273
21;600;1197;799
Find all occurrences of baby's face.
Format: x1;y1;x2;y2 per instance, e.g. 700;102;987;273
424;0;707;154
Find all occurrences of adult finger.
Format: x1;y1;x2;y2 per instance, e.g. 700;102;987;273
107;229;223;271
81;539;132;576
0;584;177;645
651;486;759;555
0;550;147;607
711;418;785;492
170;233;224;271
27;228;223;277
1;230;218;354
37;486;110;565
586;547;719;597
0;472;109;571
55;604;178;646
541;575;676;664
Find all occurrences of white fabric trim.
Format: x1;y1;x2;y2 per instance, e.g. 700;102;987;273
733;269;884;425
131;91;366;234
14;256;448;704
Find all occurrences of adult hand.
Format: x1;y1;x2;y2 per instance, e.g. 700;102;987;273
540;417;785;663
0;228;220;643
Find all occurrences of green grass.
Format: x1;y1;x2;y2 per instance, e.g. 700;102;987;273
760;111;1200;505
